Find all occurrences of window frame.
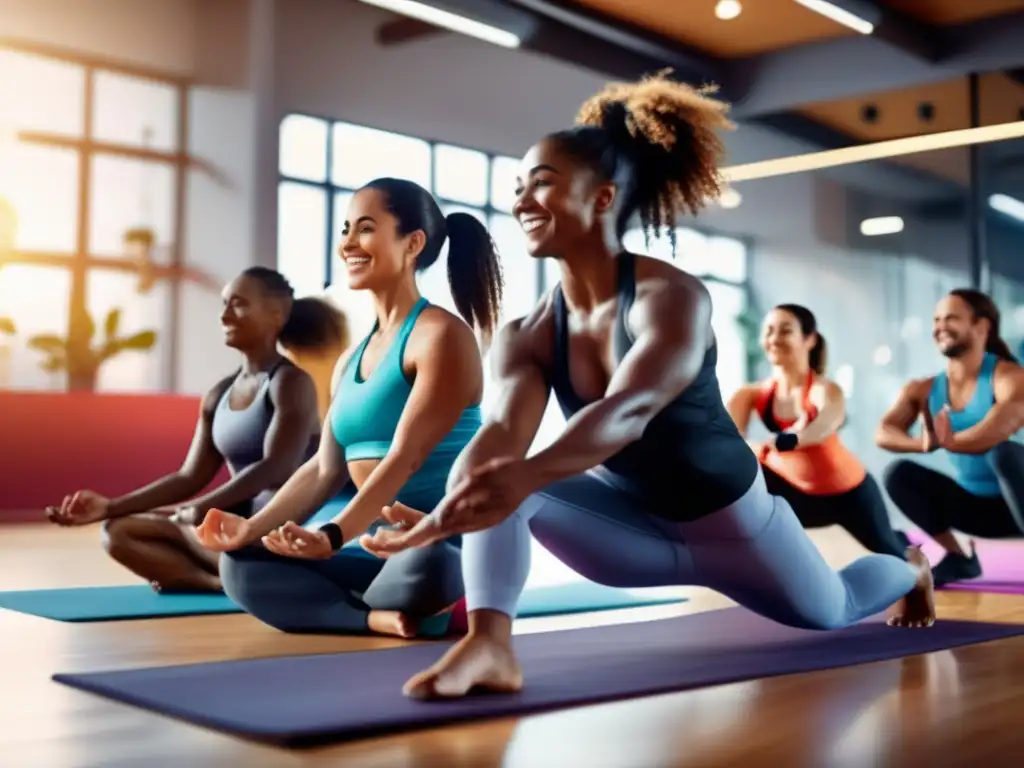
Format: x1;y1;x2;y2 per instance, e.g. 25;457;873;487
0;40;191;392
276;112;547;295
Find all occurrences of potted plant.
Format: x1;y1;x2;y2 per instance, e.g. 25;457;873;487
27;307;157;392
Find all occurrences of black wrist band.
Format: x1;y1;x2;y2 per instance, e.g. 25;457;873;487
775;432;799;452
318;522;343;551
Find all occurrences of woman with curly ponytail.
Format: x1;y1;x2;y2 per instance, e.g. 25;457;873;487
368;72;934;700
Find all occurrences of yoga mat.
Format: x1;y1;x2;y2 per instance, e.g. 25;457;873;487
0;581;684;623
907;530;1024;594
52;607;1024;746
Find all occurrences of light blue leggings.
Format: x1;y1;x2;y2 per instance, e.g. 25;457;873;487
464;466;919;630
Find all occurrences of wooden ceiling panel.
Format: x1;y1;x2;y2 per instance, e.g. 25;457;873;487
568;0;855;58
798;74;1024;142
883;0;1024;25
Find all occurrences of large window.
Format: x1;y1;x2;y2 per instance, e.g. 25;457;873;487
276;115;539;330
0;44;193;393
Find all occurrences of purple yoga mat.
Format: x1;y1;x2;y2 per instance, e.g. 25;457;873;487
52;607;1024;747
907;530;1024;594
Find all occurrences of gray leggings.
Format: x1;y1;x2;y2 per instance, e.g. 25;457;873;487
464;466;919;630
220;535;464;635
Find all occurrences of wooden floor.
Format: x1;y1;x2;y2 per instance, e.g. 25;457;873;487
3;525;1024;767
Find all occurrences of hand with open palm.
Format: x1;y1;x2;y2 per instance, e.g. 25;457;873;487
45;490;109;527
195;508;253;552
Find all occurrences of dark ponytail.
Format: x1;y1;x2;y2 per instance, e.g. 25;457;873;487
444;212;503;347
241;267;349;353
279;297;349;353
949;288;1017;362
362;177;504;346
546;70;734;254
775;303;827;375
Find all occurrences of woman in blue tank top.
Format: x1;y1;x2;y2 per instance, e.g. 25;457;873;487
44;268;327;593
365;74;935;700
878;290;1024;586
198;177;503;639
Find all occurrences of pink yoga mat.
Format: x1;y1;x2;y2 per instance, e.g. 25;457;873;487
906;530;1024;594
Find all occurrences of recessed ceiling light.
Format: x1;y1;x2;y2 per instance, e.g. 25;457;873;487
860;216;903;236
715;0;742;21
719;187;742;208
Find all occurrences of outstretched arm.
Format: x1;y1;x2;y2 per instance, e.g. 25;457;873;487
444;319;552;493
232;349;355;541
876;379;930;454
105;377;232;519
185;366;319;519
526;275;711;488
788;381;845;447
949;363;1024;454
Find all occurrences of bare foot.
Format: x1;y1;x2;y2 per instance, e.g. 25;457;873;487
888;545;936;628
368;610;417;638
402;633;523;700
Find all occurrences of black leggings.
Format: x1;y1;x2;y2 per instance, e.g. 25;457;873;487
882;442;1024;539
761;466;908;558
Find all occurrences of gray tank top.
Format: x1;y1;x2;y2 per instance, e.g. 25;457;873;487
210;359;318;514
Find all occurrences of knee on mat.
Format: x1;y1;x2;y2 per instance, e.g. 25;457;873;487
219;553;273;611
100;517;138;559
372;546;464;615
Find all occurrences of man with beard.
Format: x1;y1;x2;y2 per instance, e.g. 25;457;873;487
876;289;1024;586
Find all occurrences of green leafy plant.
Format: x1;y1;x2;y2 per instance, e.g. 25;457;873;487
27;308;157;392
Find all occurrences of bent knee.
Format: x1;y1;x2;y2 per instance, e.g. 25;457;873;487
881;459;918;493
100;516;142;556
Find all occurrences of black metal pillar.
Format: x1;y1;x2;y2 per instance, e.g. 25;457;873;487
968;73;990;292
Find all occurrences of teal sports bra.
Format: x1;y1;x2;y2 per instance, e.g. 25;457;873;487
329;297;482;506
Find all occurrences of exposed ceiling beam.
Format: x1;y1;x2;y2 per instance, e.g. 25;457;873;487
817;0;944;61
375;18;446;46
726;11;1024;119
508;0;723;85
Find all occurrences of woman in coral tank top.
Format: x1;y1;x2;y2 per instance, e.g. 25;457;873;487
728;304;909;558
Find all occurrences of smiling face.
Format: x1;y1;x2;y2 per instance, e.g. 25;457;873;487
761;308;814;368
338;188;425;291
933;295;985;358
219;275;284;350
511;137;616;259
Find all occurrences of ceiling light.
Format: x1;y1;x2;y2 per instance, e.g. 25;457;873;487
359;0;521;48
794;0;874;35
860;216;903;236
989;193;1024;223
724;120;1024;183
719;187;742;208
715;0;742;20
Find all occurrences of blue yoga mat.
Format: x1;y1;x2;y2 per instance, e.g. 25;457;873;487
0;581;685;623
52;608;1024;747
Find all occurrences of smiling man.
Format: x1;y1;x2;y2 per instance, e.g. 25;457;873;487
876;288;1024;585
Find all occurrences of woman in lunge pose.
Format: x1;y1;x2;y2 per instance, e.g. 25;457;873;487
198;177;503;638
364;73;935;698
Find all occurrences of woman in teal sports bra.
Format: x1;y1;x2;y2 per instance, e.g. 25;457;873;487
198;176;503;638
